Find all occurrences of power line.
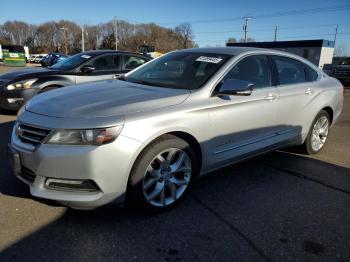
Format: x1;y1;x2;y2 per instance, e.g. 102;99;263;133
155;4;350;25
195;22;350;35
195;32;350;43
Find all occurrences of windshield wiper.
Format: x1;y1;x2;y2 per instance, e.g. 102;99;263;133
133;80;160;87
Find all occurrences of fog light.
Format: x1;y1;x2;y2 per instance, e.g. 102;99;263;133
7;98;24;103
45;178;99;192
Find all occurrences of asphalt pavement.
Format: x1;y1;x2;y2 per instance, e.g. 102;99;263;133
0;65;349;261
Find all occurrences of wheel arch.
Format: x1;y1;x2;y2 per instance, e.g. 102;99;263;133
321;106;334;124
39;84;64;92
128;130;203;184
166;131;203;172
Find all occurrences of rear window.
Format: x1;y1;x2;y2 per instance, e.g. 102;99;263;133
273;56;306;85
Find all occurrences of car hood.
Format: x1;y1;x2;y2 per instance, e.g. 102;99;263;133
0;67;61;82
25;80;190;118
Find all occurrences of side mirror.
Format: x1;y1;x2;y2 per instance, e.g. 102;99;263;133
80;65;95;74
217;79;254;96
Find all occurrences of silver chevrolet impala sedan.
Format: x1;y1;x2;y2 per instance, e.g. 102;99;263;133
9;47;343;210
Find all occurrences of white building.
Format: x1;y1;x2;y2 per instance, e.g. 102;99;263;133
227;39;335;69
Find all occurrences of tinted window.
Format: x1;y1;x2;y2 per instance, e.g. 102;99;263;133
126;52;231;90
50;53;92;70
305;65;319;82
273;56;306;85
93;54;119;70
124;56;146;70
226;55;271;88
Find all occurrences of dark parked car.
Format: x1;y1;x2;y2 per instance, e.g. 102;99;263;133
332;58;350;84
40;53;68;67
0;50;151;110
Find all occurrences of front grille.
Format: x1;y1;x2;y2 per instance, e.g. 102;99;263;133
19;166;36;184
16;123;52;146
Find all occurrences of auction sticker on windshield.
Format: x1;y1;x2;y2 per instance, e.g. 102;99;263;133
196;56;223;63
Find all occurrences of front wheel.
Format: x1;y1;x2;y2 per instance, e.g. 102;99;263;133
127;135;196;209
304;110;330;155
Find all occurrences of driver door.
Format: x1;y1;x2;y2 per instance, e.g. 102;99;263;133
208;55;279;168
75;54;121;84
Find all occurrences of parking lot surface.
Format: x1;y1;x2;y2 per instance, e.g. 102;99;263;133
0;65;349;261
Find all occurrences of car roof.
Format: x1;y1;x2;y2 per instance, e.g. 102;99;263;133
177;47;263;55
81;50;148;58
176;47;318;67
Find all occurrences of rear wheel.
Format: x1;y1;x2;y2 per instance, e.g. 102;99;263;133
304;110;330;155
127;135;196;209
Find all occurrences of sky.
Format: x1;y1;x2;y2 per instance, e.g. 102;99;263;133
1;0;350;54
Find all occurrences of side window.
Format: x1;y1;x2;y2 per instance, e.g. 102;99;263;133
273;56;306;85
92;54;119;70
226;55;271;88
304;65;319;82
124;56;146;70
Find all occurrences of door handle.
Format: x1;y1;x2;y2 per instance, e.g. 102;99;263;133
305;88;313;95
265;93;277;102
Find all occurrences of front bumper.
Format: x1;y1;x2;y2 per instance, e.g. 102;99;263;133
0;88;38;110
10;126;143;209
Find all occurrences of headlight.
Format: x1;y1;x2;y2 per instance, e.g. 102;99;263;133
45;126;123;146
7;79;38;90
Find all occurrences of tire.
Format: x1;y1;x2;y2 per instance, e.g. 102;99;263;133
303;110;330;155
127;134;197;210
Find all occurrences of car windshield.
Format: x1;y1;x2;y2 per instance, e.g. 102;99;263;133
49;53;92;70
125;52;232;90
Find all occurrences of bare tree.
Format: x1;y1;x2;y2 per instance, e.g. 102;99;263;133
227;37;237;44
334;44;349;57
0;19;198;54
239;37;256;43
174;23;195;49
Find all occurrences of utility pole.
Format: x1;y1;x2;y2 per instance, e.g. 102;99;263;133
60;27;68;55
81;24;85;52
274;26;278;42
334;24;338;45
114;16;118;50
243;16;252;43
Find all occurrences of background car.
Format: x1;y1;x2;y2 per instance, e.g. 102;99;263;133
33;54;47;63
331;59;350;85
29;54;39;63
0;50;151;110
40;53;68;67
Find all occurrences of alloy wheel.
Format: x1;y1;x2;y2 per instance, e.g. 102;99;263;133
142;148;192;207
311;116;329;152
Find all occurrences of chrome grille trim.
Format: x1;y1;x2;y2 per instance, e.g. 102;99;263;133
16;123;52;146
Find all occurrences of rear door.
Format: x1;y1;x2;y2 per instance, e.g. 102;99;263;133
271;55;320;144
75;53;121;84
